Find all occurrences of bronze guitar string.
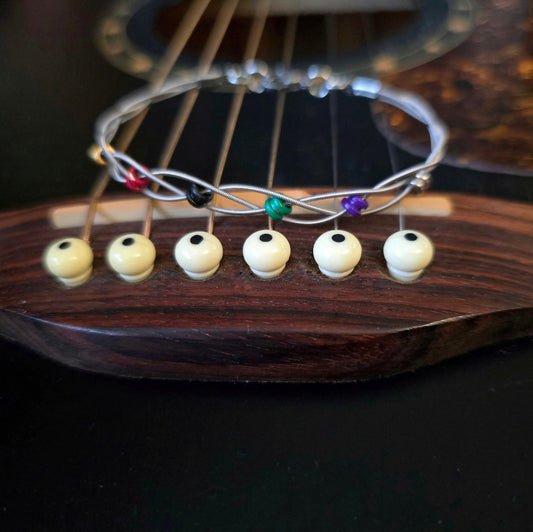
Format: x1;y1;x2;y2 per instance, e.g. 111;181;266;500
83;0;212;243
142;0;241;238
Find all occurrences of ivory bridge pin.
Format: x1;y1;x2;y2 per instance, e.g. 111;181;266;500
174;231;223;280
106;233;156;282
43;237;93;287
243;230;291;279
313;230;362;279
383;230;434;282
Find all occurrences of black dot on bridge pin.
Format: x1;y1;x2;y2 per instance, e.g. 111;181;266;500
332;233;345;243
58;241;71;250
190;234;204;245
404;233;418;242
122;237;135;246
260;233;273;242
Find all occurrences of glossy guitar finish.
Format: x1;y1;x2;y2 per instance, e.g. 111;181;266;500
1;193;531;382
377;0;533;174
1;0;532;381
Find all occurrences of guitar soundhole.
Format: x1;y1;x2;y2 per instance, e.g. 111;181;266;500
154;4;417;67
98;0;474;78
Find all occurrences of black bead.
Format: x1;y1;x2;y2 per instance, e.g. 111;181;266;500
186;183;213;208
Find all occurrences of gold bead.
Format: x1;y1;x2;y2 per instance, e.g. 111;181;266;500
87;143;115;165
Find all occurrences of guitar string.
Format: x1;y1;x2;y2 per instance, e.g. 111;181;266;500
360;12;404;231
385;137;405;230
91;7;447;228
207;0;271;234
80;0;212;243
325;13;340;231
142;0;241;238
266;14;298;231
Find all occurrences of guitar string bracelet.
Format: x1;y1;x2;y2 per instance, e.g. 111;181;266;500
94;68;449;226
43;68;448;286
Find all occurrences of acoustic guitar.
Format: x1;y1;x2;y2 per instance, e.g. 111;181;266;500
0;0;531;382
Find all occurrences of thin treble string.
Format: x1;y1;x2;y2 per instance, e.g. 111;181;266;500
325;13;339;230
80;0;212;243
266;14;298;231
207;0;271;233
360;12;404;230
385;136;404;230
142;0;240;237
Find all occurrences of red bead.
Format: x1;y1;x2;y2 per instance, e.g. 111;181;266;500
124;166;150;192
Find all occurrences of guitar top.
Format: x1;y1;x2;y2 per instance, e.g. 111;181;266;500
0;0;532;381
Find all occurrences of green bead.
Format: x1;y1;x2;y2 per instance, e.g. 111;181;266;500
265;197;292;220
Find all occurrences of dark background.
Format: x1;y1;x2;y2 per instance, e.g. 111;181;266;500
1;1;532;530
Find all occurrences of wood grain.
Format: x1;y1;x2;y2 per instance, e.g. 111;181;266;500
377;0;533;173
0;192;532;381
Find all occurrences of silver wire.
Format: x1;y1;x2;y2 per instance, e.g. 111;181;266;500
382;110;405;231
95;73;449;227
325;13;339;230
398;203;405;231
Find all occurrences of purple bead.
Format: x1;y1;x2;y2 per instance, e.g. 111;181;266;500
341;195;368;216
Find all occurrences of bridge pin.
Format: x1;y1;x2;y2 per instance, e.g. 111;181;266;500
383;230;434;282
313;230;362;279
243;230;291;279
174;231;223;280
106;233;156;282
43;237;93;287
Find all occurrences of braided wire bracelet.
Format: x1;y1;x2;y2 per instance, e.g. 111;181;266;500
94;71;449;225
43;70;448;286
